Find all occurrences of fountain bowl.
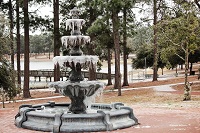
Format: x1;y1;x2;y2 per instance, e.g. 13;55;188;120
15;101;138;133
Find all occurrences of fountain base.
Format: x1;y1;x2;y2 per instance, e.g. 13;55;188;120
15;102;138;132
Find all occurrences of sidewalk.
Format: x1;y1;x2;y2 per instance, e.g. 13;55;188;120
0;104;200;133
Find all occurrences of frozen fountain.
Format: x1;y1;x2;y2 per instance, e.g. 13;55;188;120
15;7;138;132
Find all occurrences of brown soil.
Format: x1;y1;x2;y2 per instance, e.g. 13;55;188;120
105;75;199;90
2;75;200;109
173;82;200;91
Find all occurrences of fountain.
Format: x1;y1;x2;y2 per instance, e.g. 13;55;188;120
15;7;138;132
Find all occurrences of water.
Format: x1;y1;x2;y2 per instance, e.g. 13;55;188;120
14;61;133;73
36;106;70;114
100;64;133;74
35;106;100;114
14;61;54;70
15;61;148;84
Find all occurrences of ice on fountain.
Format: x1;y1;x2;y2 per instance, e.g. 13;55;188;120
53;55;99;68
61;35;90;47
36;106;69;114
83;83;104;110
70;7;80;15
66;19;85;31
49;80;105;109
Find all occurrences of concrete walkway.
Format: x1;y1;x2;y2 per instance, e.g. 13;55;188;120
152;84;176;91
120;81;199;92
1;102;200;133
114;83;178;92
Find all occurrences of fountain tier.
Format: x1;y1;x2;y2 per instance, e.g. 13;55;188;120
61;35;90;47
49;80;104;114
66;19;85;32
53;55;99;67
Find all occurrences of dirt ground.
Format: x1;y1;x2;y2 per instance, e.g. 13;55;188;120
2;75;199;108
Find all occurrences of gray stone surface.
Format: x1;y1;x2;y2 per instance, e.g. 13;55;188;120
15;102;138;132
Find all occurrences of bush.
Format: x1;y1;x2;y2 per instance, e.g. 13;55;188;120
0;60;19;107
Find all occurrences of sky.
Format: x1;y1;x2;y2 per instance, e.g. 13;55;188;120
30;4;53;18
1;1;154;35
29;4;53;35
30;3;150;35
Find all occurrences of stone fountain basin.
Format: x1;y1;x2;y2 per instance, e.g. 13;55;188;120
15;102;138;133
50;80;104;98
49;80;105;114
49;81;104;97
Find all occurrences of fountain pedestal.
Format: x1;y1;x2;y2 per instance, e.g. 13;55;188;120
69;94;86;114
62;85;86;114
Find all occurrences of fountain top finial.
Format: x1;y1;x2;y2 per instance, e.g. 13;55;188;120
70;7;81;19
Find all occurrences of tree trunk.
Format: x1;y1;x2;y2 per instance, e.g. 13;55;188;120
106;3;112;86
89;63;96;80
181;64;183;69
88;6;97;80
53;0;60;83
107;48;112;85
189;62;193;75
16;0;21;87
183;44;191;101
49;49;51;59
87;43;96;80
8;0;14;68
23;0;31;98
2;90;5;108
153;0;158;81
122;8;129;87
112;9;121;96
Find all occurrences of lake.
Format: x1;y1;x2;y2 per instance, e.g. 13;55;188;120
14;61;133;74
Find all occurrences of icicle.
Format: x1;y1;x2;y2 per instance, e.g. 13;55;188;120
66;21;69;31
52;56;99;68
82;36;90;44
77;36;82;44
75;86;79;97
62;35;90;47
71;87;75;96
66;20;75;31
72;21;75;34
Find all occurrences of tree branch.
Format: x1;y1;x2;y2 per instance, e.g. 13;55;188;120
194;0;200;10
175;53;185;61
180;42;186;53
160;27;180;47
